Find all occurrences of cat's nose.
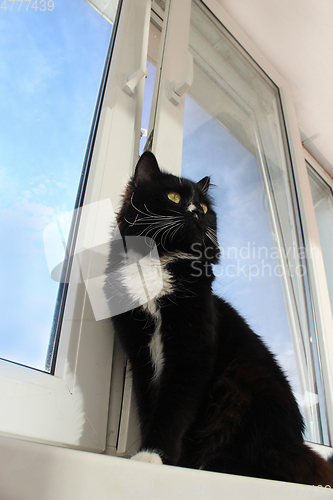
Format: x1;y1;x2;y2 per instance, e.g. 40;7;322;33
192;205;204;218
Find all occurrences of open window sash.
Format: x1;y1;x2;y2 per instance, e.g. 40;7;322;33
0;0;151;452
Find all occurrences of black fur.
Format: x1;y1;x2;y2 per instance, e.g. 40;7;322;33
105;151;333;486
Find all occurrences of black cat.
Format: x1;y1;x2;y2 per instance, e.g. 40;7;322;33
105;151;333;486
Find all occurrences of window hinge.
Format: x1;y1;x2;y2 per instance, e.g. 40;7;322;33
123;67;148;97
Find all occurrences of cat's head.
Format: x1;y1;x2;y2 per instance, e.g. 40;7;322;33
117;152;219;263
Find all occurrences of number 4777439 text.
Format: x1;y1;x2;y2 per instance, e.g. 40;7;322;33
0;0;54;11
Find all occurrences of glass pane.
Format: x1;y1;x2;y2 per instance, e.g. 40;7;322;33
0;0;113;371
183;98;294;372
180;0;329;443
308;167;333;315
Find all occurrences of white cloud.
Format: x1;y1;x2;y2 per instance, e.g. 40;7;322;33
32;183;47;196
1;198;55;233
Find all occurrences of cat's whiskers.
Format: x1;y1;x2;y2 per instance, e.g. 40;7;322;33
161;221;183;250
140;219;183;251
145;204;182;217
131;193;187;222
137;219;181;239
130;193;148;218
206;227;219;249
131;194;181;222
124;215;139;226
150;220;182;242
135;214;182;224
169;221;185;243
135;217;183;236
144;204;178;218
207;228;218;244
206;231;218;247
130;192;219;252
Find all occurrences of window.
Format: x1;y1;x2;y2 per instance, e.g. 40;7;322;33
1;0;333;469
0;0;153;451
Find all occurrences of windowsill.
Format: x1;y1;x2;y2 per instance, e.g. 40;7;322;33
0;435;329;499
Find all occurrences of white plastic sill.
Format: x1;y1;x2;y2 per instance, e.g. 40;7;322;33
0;435;331;500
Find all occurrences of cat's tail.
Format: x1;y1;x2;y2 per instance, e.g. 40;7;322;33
299;445;333;487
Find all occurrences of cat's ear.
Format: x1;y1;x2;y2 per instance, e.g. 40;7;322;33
197;176;210;195
133;151;161;187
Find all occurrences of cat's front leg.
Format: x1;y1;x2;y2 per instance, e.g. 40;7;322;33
137;329;214;465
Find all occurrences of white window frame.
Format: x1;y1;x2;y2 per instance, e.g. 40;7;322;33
0;0;151;452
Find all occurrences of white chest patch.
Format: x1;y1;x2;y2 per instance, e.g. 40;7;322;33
118;250;173;313
118;250;196;382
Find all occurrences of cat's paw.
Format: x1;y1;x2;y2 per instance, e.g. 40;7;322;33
130;450;163;465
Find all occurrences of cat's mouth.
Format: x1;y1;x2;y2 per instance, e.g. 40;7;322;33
186;211;205;229
183;217;206;242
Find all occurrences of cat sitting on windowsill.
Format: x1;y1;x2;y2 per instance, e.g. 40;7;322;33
104;151;333;487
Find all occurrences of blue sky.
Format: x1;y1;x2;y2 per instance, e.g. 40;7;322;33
0;0;112;370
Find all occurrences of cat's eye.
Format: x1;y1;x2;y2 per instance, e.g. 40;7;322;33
200;202;208;214
168;192;181;204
